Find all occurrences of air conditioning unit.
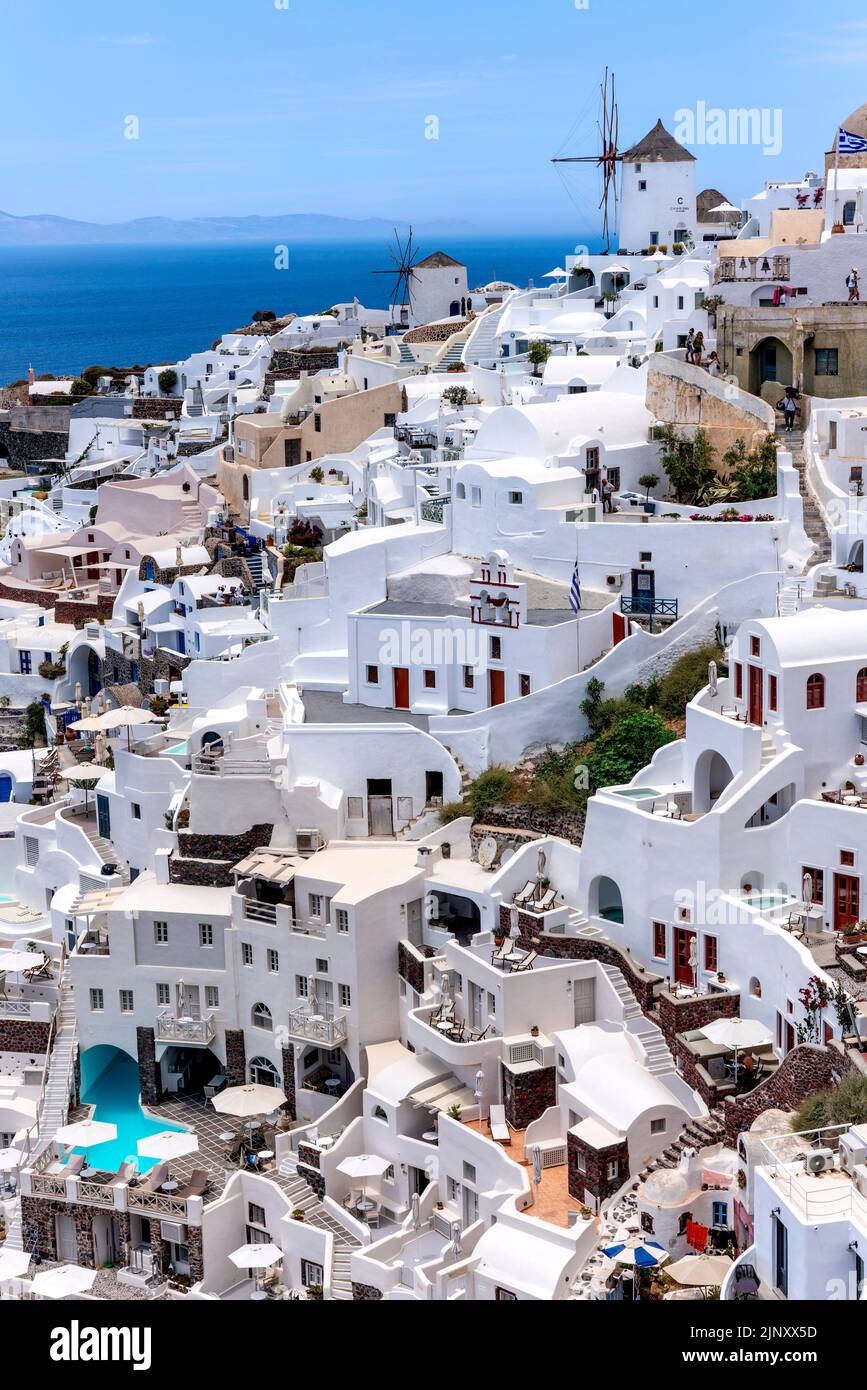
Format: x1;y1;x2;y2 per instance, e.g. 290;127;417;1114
804;1148;835;1175
854;1164;867;1200
839;1126;867;1175
605;573;624;590
160;1220;186;1244
295;829;322;857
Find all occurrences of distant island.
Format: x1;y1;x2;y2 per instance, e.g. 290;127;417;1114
0;210;477;246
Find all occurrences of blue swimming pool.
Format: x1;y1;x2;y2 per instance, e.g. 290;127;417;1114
75;1048;184;1173
613;787;661;800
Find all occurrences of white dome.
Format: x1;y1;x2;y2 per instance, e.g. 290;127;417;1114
642;1167;697;1206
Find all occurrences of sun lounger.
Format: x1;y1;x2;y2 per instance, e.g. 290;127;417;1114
110;1159;139;1187
175;1168;209;1200
513;881;535;907
138;1161;169;1193
533;888;556;912
491;939;512;965
63;1153;86;1176
489;1104;511;1144
511;950;538;973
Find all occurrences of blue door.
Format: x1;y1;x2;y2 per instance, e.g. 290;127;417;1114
0;775;12;803
96;794;111;840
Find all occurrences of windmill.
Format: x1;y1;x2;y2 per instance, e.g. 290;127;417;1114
552;67;621;253
373;227;423;326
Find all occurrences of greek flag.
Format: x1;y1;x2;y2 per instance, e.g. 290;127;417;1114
569;560;582;613
839;128;867;155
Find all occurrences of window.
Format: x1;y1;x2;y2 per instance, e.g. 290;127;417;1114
650;1118;667;1135
652;921;666;959
455;483;466;499
508;491;523;505
463;1161;477;1183
119;989;134;1013
858;669;867;703
335;909;349;934
750;636;761;657
677;296;684;311
154;920;168;943
248;1203;266;1228
487;991;496;1017
585;446;600;471
471;486;481;508
606;467;620;491
423;670;436;690
575;1149;587;1173
712;1200;728;1228
704;935;718;973
365;665;379;685
734;663;743;699
266;948;279;974
463;666;475;690
841;849;855;867
314;413;322;432
24;836;39;867
205;986;220;1009
251;1002;273;1030
606;1159;620;1181
296;975;310;998
638;179;647;191
156;983;171;1006
768;673;778;712
199;923;214;948
446;1175;460;1203
806;672;825;709
309;893;323;919
301;1259;324;1289
242;942;253;967
814;348;838;377
802;867;824;905
519;674;531;697
89;988;104;1012
489;636;502;661
131;803;142;820
316;958;328;973
641;1211;655;1233
339;983;351;1008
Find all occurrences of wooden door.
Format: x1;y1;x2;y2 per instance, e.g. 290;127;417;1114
674;928;696;986
834;873;860;931
393;668;410;710
748;664;763;726
489;670;506;706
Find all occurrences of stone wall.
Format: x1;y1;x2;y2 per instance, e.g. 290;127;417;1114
502;1061;556;1130
131;398;181;421
224;1029;246;1089
137;1026;161;1105
0;1018;51;1053
271;349;339;373
398;940;426;995
296;1162;325;1200
352;1281;384;1300
297;1143;321;1170
282;1043;296;1121
646;355;774;458
498;906;661;1012
168;854;235;887
723;1043;854;1145
21;1194;94;1266
177;825;273;863
186;1224;204;1283
567;1131;629;1206
657;988;741;1049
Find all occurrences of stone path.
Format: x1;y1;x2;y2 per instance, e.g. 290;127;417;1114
784;428;831;566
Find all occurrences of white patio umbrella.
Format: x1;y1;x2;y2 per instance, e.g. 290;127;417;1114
53;1118;118;1149
337;1153;390;1203
411;1192;421;1231
0;949;45;974
0;1248;31;1281
667;1253;733;1287
708;201;740;216
228;1242;283;1271
211;1083;286;1119
708;660;718;696
701;1016;772;1079
100;706;163;750
136;1130;198;1164
0;1146;23;1172
31;1263;97;1299
542;267;568;279
68;715;106;734
62;764;109;815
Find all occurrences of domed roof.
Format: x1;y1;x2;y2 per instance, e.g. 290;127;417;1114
839;104;867;142
642;1167;698;1206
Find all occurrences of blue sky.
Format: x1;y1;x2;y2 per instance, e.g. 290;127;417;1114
2;0;866;231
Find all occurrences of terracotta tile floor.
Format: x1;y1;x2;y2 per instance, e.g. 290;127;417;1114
466;1119;584;1229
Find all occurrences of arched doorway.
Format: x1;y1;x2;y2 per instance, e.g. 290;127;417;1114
589;875;624;924
750;336;793;393
87;647;102;698
848;540;864;572
0;774;12;803
249;1055;280;1087
694;749;735;814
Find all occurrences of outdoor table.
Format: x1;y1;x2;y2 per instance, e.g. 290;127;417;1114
422;1131;439;1143
219;1132;236;1144
324;1078;342;1091
250;1289;269;1301
436;1020;454;1032
258;1149;274;1165
356;1198;375;1214
161;1180;179;1194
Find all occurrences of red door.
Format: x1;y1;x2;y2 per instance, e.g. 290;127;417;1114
784;1020;796;1055
674;928;696;986
393;668;410;710
612;612;628;646
834;873;860;931
748;665;763;726
489;670;506;707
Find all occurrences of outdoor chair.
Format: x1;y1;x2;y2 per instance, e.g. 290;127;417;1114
469;1025;491;1042
64;1153;86;1176
175;1168;209;1200
534;888;556;912
0;972;7;1001
511;950;538;973
24;958;52;984
138;1161;170;1193
491;939;512;966
110;1159;139;1187
513;881;535;907
489;1104;511;1145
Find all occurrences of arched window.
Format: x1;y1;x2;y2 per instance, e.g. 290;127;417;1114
806;673;825;710
857;669;867;703
251;1002;272;1031
250;1055;279;1086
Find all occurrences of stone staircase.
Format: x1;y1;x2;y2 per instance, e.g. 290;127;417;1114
398;343;417;366
761;733;776;768
601;964;676;1077
245;550;267;592
786;429;831;565
275;1162;361;1300
637;1107;727;1180
439;340;466;370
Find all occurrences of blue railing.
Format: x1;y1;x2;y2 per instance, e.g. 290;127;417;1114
621;596;678;619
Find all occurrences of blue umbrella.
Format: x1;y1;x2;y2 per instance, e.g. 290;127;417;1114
601;1239;668;1269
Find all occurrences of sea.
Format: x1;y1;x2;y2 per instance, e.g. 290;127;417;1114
0;234;595;386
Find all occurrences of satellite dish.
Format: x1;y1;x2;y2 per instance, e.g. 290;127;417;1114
500;847;515;866
477;836;498;870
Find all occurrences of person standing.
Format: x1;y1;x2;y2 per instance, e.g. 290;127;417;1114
847;268;861;303
777;390;800;431
692;330;704;367
685;328;695;364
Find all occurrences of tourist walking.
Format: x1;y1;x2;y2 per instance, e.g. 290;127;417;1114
692;330;704;367
847;268;861;303
684;328;695;364
777;389;800;431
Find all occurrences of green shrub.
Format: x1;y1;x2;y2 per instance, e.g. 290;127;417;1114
438;801;467;826
792;1073;867;1134
467;766;516;817
70;377;92;396
158;368;178;394
587;710;675;790
656;644;726;719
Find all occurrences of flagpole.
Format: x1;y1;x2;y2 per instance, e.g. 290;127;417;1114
833;127;841;226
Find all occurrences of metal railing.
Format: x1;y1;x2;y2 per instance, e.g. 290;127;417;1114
244;900;279;925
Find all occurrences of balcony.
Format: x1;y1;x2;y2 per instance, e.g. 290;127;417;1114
286;1007;348;1046
155;1011;217;1046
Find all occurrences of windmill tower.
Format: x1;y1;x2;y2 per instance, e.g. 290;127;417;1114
552;68;621;253
372;228;423;328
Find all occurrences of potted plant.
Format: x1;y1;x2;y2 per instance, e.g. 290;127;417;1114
639;473;660;515
291;1208;306;1221
856;754;865;767
447;1103;462;1121
530;1025;540;1038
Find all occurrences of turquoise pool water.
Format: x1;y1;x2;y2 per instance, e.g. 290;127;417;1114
74;1049;184;1173
744;893;793;911
161;741;188;757
614;787;661;800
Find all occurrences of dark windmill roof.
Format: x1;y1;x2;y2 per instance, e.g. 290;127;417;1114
697;188;735;223
621;119;695;164
415;251;466;270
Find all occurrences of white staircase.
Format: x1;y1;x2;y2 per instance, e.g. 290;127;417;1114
761;733;776;768
439;340;466;370
601;964;676;1077
245;551;267;592
275;1167;361;1301
777;576;803;616
462;305;507;368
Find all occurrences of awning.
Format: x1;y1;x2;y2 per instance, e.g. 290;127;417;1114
234;848;297;886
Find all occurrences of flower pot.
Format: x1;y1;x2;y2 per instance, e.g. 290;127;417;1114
856;755;865;767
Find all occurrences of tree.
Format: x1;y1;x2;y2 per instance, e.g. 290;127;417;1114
657;425;717;504
442;385;469;408
723;435;778;501
638;472;660;502
158;368;178;394
587;710;676;791
69;377;92;397
527;341;551;377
